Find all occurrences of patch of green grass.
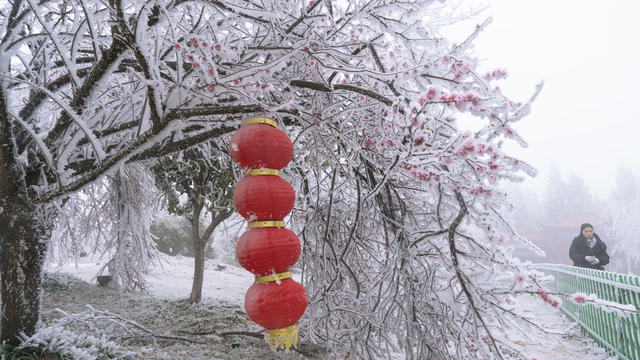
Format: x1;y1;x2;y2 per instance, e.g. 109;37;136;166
0;344;71;360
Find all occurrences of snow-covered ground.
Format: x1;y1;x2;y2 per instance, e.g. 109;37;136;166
47;254;300;309
506;296;614;360
48;255;614;360
48;254;254;306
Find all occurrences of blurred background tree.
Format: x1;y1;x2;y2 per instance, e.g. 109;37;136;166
153;141;235;303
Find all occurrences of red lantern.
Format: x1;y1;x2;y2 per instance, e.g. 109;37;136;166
230;120;293;170
236;228;301;275
233;175;295;221
245;279;308;329
230;117;307;352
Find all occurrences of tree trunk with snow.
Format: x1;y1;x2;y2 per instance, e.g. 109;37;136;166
0;89;51;345
0;206;50;346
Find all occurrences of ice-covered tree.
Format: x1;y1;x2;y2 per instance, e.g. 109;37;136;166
103;166;160;291
152;141;234;303
602;166;640;273
49;164;160;292
0;0;544;357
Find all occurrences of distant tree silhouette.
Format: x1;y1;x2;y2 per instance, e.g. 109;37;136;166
543;164;598;219
610;166;638;202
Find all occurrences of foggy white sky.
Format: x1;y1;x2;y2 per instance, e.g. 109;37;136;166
443;1;640;199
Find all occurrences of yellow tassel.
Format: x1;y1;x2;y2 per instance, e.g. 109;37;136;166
264;324;298;352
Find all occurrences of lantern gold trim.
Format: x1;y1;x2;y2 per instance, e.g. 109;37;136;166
246;168;280;176
243;117;278;128
255;271;291;284
247;220;285;229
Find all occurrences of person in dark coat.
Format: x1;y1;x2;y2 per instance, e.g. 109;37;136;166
569;223;609;270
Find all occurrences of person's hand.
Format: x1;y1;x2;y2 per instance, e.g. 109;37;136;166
585;256;599;265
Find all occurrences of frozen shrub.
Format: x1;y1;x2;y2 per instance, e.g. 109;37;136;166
0;327;134;360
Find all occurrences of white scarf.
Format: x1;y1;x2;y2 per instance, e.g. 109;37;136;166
587;237;596;248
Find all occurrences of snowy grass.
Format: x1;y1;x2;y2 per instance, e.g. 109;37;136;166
31;255;617;359
0;326;135;360
35;254;321;359
38;271;318;360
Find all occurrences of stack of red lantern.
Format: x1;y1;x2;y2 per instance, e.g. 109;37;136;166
230;117;308;351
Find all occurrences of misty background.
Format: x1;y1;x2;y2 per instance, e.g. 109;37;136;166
441;1;640;273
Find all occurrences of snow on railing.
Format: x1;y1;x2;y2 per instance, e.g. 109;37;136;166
531;263;640;360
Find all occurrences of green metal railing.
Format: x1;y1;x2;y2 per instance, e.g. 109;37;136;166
531;264;640;360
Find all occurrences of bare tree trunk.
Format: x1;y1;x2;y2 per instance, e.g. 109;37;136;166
189;201;204;303
189;203;232;304
190;240;206;303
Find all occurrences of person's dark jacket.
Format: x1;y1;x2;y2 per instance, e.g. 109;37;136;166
569;233;609;270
